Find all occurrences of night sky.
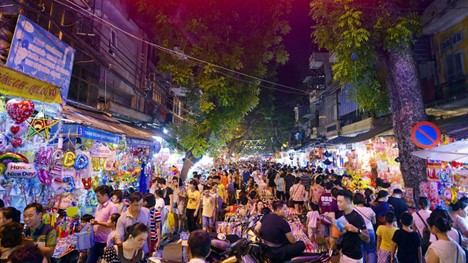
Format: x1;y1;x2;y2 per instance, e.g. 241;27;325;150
275;0;314;109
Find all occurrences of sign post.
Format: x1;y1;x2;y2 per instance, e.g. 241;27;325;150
411;121;441;149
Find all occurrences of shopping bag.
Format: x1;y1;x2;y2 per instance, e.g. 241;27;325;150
167;212;176;230
162;212;176;235
75;223;95;251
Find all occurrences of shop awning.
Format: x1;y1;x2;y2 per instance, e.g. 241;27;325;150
62;105;125;135
344;124;393;144
326;136;355;145
436;114;468;140
60;105;154;142
411;140;468;163
325;123;393;145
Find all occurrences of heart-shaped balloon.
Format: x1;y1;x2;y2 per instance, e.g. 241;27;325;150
10;126;19;135
6;99;35;124
11;138;22;148
10;123;28;138
82;177;92;190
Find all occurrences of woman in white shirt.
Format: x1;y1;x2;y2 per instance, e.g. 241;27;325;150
451;200;468;251
353;193;377;263
426;208;466;263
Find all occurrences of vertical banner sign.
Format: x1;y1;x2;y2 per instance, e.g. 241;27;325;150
6;15;75;103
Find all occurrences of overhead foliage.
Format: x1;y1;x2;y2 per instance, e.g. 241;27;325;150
136;0;291;159
310;0;421;113
227;89;293;156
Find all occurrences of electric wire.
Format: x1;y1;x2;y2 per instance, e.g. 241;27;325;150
53;0;308;95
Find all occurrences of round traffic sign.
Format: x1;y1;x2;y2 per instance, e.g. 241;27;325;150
411;121;441;149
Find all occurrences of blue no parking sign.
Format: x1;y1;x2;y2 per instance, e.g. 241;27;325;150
411;121;441;149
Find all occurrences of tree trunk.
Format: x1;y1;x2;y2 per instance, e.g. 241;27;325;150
180;151;202;181
384;44;427;200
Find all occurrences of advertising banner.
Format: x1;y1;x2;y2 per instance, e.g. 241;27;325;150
0;65;62;104
7;15;75;102
56;124;121;144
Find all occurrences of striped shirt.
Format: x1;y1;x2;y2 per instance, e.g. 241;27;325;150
149;208;162;241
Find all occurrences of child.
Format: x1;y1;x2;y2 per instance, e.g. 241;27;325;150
106;213;120;247
77;214;94;263
201;189;215;232
306;202;320;242
391;212;422;263
376;211;397;263
144;193;161;256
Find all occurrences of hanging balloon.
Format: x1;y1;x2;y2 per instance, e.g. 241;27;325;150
10;123;28;138
53;150;64;164
63;152;76;168
74;154;89;170
438;171;449;182
10;138;22;148
0;134;11;153
92;176;99;190
5;99;35;124
83;139;94;149
82;177;92;190
62;176;76;192
38;169;52;186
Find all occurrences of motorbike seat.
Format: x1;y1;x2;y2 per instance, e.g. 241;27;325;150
289;253;325;263
211;239;231;251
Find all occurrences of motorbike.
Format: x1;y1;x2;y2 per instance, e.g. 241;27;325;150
208;216;331;263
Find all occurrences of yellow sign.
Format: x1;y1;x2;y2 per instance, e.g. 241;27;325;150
0;65;62;104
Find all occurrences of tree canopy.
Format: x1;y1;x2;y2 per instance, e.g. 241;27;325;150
135;0;292;175
310;0;422;113
310;0;428;197
227;89;293;156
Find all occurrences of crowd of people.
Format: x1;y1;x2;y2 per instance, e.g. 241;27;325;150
0;162;467;263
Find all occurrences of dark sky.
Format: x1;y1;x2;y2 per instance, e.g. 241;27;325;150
275;0;314;108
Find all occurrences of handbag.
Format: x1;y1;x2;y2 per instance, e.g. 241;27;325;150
75;223;95;251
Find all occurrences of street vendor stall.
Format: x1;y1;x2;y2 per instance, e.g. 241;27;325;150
414;140;468;208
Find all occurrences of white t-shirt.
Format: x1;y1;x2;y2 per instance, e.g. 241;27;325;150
354;206;376;230
413;210;437;243
156;197;165;211
426;239;466;263
307;211;320;228
453;214;468;249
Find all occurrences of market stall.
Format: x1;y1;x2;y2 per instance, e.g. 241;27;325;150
414;140;468;208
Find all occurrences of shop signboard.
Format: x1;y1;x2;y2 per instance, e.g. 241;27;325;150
82;127;120;145
6;15;75;103
56;124;120;144
128;138;161;153
0;65;62;104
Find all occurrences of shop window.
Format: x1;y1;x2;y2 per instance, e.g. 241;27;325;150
109;29;117;56
446;51;465;80
452;32;463;46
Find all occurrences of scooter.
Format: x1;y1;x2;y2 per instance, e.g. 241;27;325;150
209;216;331;263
